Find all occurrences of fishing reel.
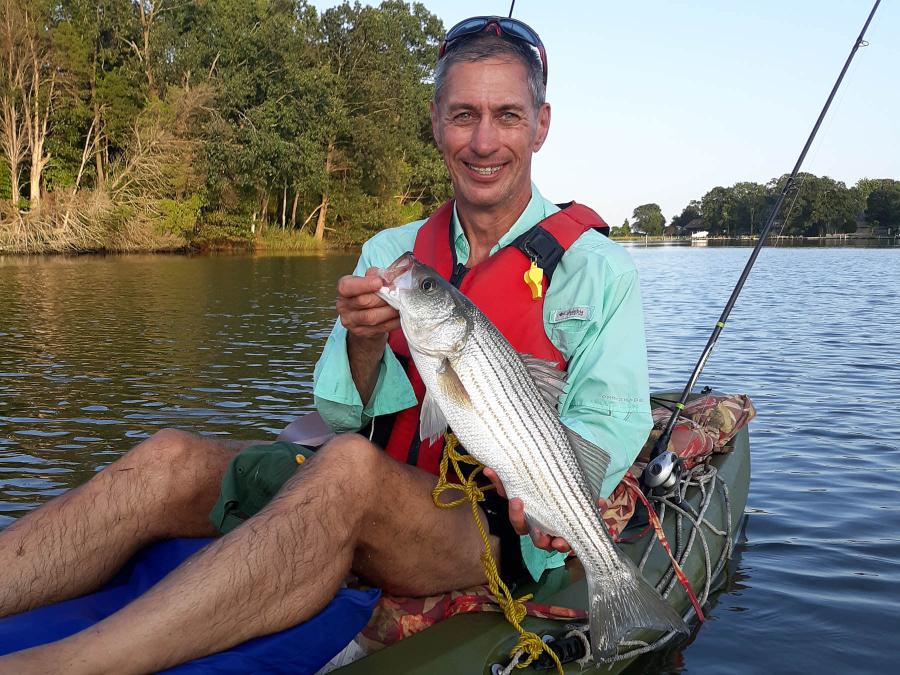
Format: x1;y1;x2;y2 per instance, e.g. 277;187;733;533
643;451;684;497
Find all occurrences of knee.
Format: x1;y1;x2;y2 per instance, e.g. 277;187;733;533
121;428;211;499
313;434;385;492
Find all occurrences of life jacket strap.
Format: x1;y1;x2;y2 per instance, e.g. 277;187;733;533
509;225;566;284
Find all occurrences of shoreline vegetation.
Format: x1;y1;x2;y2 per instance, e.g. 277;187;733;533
1;1;898;257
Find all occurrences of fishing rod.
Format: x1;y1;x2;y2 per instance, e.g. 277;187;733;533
644;0;882;492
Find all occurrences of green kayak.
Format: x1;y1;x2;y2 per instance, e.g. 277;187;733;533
336;395;751;674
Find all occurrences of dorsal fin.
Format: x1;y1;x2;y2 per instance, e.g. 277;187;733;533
563;426;611;502
521;354;568;409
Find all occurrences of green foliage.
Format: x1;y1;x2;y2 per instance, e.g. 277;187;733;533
686;174;876;238
609;219;631;238
866;181;900;231
631;204;666;236
0;162;11;201
158;194;203;236
0;0;449;246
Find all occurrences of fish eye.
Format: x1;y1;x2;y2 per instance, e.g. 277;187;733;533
421;278;436;293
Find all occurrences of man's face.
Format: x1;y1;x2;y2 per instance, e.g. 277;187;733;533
430;57;550;211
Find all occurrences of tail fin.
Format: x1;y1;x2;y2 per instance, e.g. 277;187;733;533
586;555;689;663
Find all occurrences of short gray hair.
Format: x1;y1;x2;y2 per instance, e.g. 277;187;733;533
433;33;546;110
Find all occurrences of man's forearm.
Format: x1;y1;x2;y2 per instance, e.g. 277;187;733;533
347;333;387;407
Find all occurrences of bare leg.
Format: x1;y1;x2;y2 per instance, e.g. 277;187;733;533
0;434;498;675
0;429;261;618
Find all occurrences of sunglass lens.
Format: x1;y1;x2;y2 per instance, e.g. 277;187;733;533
499;20;539;46
446;17;489;41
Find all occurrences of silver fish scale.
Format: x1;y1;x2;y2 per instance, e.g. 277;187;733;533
413;310;622;579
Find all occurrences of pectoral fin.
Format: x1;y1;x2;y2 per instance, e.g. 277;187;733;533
419;390;448;444
564;426;611;503
437;357;472;409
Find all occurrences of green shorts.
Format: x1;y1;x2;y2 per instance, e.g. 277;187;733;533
209;442;316;534
208;440;530;590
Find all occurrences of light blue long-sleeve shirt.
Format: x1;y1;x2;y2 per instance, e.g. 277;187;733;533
313;183;652;581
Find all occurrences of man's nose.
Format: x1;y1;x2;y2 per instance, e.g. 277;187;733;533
469;116;501;156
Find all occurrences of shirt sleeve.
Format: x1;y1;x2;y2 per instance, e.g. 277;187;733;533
313;233;419;434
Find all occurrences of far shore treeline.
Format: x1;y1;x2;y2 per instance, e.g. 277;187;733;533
616;176;899;240
0;0;897;255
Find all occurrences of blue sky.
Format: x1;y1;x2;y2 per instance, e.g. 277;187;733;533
311;1;898;228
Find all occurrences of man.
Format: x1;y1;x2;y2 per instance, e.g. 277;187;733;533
0;17;651;674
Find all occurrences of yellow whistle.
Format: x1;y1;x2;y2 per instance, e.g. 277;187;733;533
524;261;543;299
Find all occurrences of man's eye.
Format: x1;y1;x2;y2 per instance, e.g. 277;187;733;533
456;112;471;121
502;112;518;121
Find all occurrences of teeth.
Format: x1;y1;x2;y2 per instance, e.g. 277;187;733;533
466;163;505;175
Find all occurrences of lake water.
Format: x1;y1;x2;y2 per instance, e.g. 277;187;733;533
1;245;898;673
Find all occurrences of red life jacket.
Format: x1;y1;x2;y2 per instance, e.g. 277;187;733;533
379;200;609;476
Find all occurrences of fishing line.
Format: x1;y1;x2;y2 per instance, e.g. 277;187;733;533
775;34;870;245
646;0;882;469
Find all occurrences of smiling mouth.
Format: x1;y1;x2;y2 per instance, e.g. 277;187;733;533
464;162;507;176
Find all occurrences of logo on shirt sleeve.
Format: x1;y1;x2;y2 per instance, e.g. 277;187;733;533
551;306;590;322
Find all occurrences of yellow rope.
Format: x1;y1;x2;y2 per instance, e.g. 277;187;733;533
432;432;564;674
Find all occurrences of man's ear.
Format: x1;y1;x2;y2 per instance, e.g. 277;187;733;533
533;102;551;152
430;100;443;152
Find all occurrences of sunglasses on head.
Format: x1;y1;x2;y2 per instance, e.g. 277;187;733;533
439;16;548;85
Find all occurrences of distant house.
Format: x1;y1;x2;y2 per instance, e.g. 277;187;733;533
683;218;707;235
856;212;892;236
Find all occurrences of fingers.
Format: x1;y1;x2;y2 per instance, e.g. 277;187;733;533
507;497;527;535
337;302;398;328
504;493;572;553
483;467;506;498
337;273;383;300
336;271;400;340
550;538;571;553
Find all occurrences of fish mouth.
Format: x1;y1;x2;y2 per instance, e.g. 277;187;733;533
377;252;415;287
375;252;415;309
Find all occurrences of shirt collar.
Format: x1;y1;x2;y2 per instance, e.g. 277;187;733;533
450;182;552;265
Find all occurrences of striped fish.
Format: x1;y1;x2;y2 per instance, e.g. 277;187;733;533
376;252;687;664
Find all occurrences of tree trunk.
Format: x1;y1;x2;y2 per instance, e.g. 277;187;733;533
29;155;41;210
23;15;55;213
315;144;334;242
91;89;103;185
281;184;287;231
137;1;155;95
1;98;24;206
260;194;269;226
0;0;26;206
314;193;329;241
290;192;299;228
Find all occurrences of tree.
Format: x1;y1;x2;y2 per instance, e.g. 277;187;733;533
609;218;631;238
866;181;900;232
0;0;29;205
631;203;665;236
731;182;769;237
768;174;861;237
